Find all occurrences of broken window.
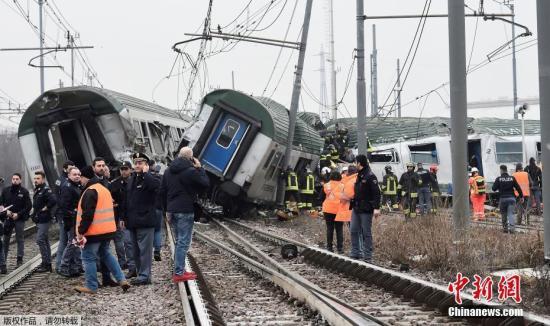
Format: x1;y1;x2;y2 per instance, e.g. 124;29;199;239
263;150;276;169
132;120;153;153
369;149;399;163
265;152;282;180
496;142;522;163
409;143;438;164
148;123;165;154
216;119;240;149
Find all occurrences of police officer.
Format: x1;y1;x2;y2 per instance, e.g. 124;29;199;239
57;167;83;277
122;153;160;285
30;171;56;272
54;160;74;273
299;168;315;213
284;167;300;215
492;165;523;233
109;161;132;270
149;160;164;262
381;166;399;211
398;163;420;219
1;173;31;267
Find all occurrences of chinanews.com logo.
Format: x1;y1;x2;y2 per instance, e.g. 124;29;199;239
447;273;524;318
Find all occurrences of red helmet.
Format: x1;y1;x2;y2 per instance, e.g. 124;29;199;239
429;164;438;172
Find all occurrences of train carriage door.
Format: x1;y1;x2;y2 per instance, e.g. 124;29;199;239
468;140;484;176
201;113;249;175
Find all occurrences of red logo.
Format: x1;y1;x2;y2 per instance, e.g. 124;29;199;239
448;273;522;304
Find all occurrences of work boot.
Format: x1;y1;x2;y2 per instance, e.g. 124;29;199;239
0;265;6;274
16;257;23;267
125;270;137;279
102;278;119;287
74;286;96;294
154;252;161;262
57;270;73;278
119;280;131;292
36;264;52;273
130;278;151;286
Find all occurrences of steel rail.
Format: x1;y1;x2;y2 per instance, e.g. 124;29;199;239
165;220;212;326
225;219;550;326
205;219;384;326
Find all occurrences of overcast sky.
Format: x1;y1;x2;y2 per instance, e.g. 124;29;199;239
0;0;542;128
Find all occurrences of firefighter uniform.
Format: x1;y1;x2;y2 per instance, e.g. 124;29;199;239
429;166;440;214
398;165;420;219
329;147;340;165
381;169;399;210
299;171;315;211
285;170;300;213
469;170;486;220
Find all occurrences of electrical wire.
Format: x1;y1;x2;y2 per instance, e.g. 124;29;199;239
248;0;288;32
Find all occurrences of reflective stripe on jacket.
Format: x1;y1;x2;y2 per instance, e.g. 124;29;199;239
300;174;315;194
76;183;116;237
286;172;299;191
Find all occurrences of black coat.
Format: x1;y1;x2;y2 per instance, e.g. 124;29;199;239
159;158;209;214
109;176;128;223
123;172;160;229
353;167;381;213
31;184;56;224
0;185;32;222
492;173;523;199
57;180;81;231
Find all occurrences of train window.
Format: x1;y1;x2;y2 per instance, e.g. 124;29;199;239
216;119;240;149
148;123;165;153
409;143;438;164
136;121;153;153
265;152;282;180
273;154;285;180
537;142;542;162
496;142;522;163
369;149;399;163
263;150;276;169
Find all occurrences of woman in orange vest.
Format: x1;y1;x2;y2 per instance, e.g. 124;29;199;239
321;171;343;253
74;165;130;294
336;165;358;224
513;163;531;224
469;168;486;220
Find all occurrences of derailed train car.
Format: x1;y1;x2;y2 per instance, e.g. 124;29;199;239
183;89;323;212
18;86;191;184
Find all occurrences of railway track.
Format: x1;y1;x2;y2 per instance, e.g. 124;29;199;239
216;218;550;326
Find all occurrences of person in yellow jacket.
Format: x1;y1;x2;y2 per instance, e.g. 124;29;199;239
74;166;130;294
336;165;358;224
321;171;343;253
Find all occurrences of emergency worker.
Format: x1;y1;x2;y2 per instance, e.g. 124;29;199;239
513;163;531;225
398;163;420;219
416;163;433;215
299;168;315;213
31;171;56;272
74;166;130;294
109;161;133;270
429;164;440;214
328;144;339;165
381;165;399;211
492;165;523;233
525;157;542;215
284;167;300;214
469;167;486;220
335;165;358;224
321;171;343;253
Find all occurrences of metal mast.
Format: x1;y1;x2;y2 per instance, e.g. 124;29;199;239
319;47;329;122
371;24;378;116
38;0;44;93
356;0;368;155
328;0;337;121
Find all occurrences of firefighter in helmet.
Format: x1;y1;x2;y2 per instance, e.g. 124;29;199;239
381;165;399;211
398;162;420;219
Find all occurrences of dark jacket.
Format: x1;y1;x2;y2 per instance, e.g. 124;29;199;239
123;172;160;229
160;157;209;214
399;171;420;195
417;168;433;188
492;173;523;199
0;185;32;222
151;171;164;211
429;172;440;193
78;178;116;242
109;176;128;223
54;172;68;219
57;180;81;231
352;166;381;213
31;184;56;224
525;164;542;190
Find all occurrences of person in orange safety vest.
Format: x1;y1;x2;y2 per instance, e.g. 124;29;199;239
321;171;343;253
335;165;358;224
513;163;531;225
468;167;486;220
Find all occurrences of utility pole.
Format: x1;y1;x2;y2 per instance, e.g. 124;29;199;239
38;0;44;93
396;58;402;118
356;0;368;155
511;3;518;119
371;24;378;116
67;32;76;87
448;0;469;238
328;0;337;122
231;71;235;90
536;0;550;264
277;0;313;205
318;47;329;122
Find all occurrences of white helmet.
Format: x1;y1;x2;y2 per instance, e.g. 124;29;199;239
471;167;479;173
321;167;331;175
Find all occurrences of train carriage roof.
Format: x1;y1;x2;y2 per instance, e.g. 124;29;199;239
202;89;323;154
18;86;189;137
326;117;541;146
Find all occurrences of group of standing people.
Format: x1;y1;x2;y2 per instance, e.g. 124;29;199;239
0;146;209;295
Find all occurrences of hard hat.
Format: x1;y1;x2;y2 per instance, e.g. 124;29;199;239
471;167;479;173
321;167;331;175
384;165;392;171
342;166;349;172
429;164;438;172
406;162;415;168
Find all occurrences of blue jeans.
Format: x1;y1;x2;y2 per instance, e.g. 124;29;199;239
154;210;164;253
81;241;125;291
350;210;373;260
418;187;432;215
499;197;516;231
55;220;68;270
528;189;542;212
171;213;195;275
59;228;81;274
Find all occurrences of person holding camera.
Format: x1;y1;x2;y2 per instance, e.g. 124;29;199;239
159;147;209;283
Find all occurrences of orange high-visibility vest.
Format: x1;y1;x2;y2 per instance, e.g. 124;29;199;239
322;180;341;214
513;171;530;197
336;173;357;222
470;175;486;195
76;183;116;237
